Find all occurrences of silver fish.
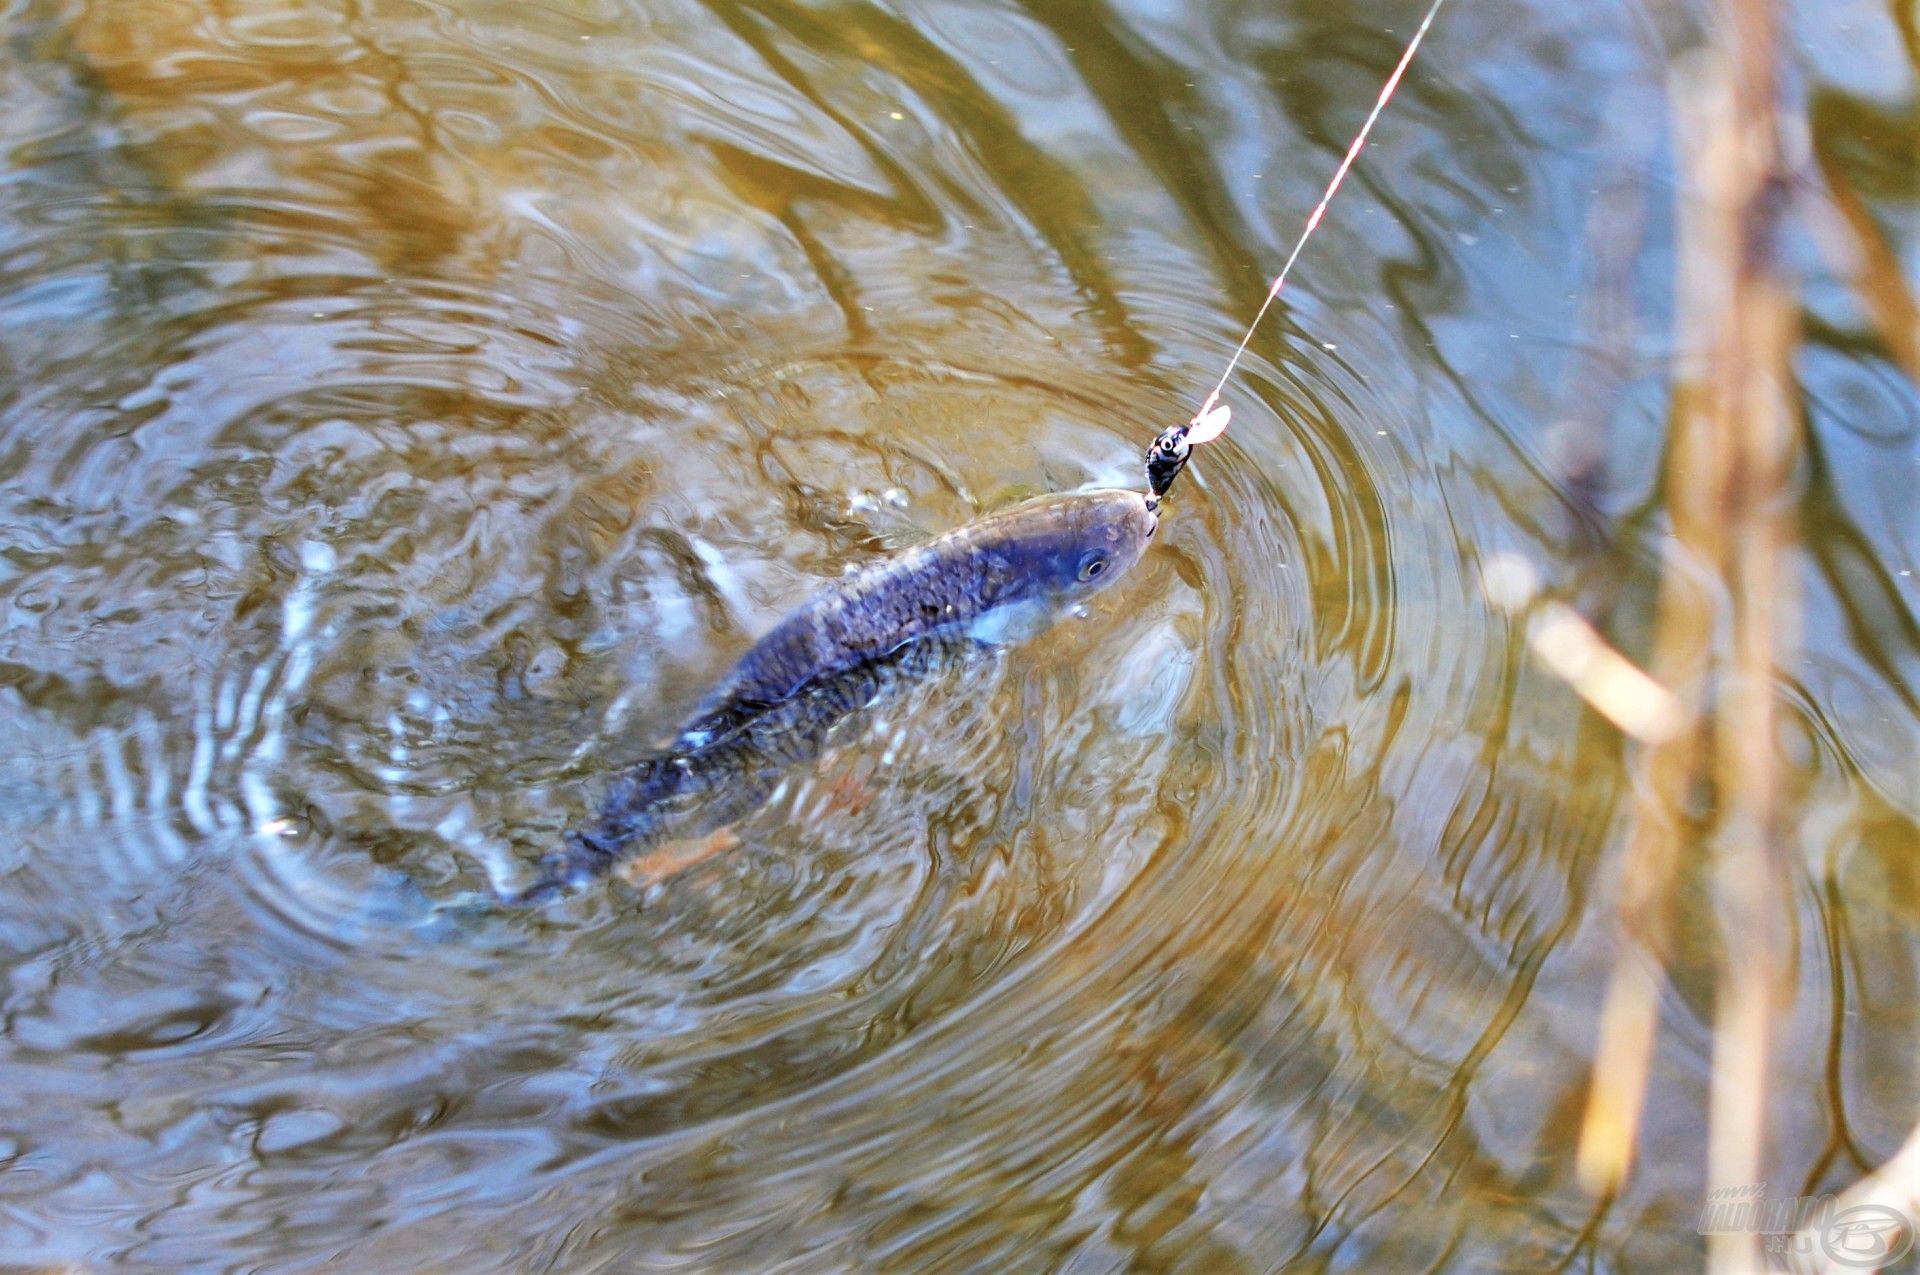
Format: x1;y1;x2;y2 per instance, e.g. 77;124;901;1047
517;488;1157;901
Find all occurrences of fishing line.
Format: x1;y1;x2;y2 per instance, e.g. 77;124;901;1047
1145;0;1450;502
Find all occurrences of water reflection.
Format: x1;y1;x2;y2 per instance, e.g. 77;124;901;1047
0;0;1913;1268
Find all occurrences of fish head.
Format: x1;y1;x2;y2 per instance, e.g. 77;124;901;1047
997;488;1158;602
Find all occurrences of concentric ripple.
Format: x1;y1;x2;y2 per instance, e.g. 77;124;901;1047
0;0;1915;1269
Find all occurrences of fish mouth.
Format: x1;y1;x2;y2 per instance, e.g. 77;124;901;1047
1099;488;1159;576
1082;487;1155;542
1120;487;1159;543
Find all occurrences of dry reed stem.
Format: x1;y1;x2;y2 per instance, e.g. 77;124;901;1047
1575;614;1711;1195
1576;6;1802;1259
1810;148;1920;384
1697;6;1799;1271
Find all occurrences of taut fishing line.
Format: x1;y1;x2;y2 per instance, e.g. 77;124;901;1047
1145;0;1450;504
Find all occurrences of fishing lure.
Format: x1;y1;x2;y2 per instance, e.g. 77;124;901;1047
1142;0;1449;502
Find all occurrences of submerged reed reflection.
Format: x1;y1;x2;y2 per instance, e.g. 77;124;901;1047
0;0;1913;1269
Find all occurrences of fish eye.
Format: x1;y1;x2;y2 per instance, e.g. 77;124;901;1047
1078;551;1109;582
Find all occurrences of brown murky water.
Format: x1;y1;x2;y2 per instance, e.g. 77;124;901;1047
0;0;1914;1268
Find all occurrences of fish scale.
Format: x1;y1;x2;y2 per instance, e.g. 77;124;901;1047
702;499;1103;716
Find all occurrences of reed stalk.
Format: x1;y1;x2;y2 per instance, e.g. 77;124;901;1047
1574;8;1802;1275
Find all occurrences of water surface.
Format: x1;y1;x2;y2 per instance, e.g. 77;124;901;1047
0;0;1915;1268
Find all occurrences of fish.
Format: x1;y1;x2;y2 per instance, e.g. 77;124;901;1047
513;487;1157;902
